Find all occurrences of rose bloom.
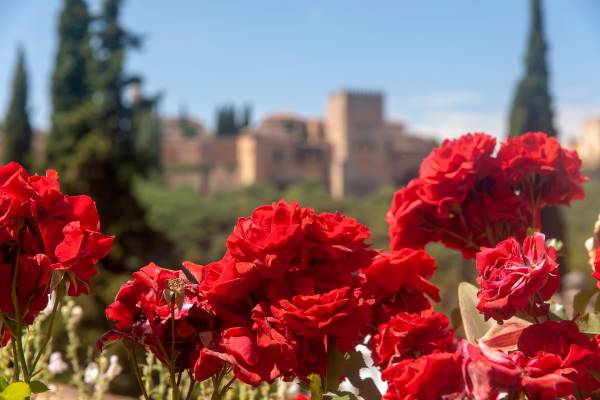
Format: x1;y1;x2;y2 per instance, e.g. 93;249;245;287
191;200;377;385
0;255;52;324
476;232;560;323
100;263;216;372
515;321;600;399
386;179;436;250
382;351;463;400
372;309;454;368
225;200;306;279
498;132;586;207
417;133;497;218
361;249;440;329
460;340;522;400
0;162;113;297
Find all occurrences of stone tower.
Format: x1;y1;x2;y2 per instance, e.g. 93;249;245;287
325;90;386;198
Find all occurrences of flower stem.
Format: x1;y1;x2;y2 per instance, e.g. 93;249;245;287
128;346;150;400
30;284;64;374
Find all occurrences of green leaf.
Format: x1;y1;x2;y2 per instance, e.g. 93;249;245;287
458;282;493;343
324;392;358;400
0;378;8;391
29;380;49;394
0;382;31;400
308;374;322;400
577;312;600;334
573;289;598;316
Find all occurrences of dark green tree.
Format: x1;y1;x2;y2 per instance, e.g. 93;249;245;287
508;0;566;272
54;0;165;272
508;0;557;137
3;48;32;167
47;0;94;168
215;103;252;135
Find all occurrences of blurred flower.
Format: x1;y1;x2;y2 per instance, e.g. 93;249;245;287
70;305;83;324
104;355;122;381
48;352;68;375
84;362;100;385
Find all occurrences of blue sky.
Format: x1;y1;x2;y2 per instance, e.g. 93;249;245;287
1;1;600;141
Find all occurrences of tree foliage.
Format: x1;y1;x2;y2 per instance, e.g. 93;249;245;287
215;103;252;135
3;48;32;167
508;0;557;138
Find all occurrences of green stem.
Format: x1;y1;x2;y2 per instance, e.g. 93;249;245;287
170;297;179;400
128;346;150;400
210;369;225;400
10;233;29;383
184;372;196;400
30;284;64;374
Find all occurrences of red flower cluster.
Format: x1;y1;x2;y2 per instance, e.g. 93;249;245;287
103;200;376;386
0;162;112;329
387;132;586;257
476;232;560;323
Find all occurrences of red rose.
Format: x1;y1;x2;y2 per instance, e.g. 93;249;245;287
372;309;454;368
362;249;439;302
382;351;463;400
0;163;113;297
0;255;52;324
476;232;560;323
192;324;296;385
100;263;216;371
226;200;306;279
498;132;586;207
361;249;439;329
515;321;600;399
387;179;436;250
417;133;497;217
460;340;522;400
190;200;376;385
270;286;372;352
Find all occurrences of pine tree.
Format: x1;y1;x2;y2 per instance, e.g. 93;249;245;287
508;0;557;137
509;0;566;273
3;48;32;167
47;0;93;167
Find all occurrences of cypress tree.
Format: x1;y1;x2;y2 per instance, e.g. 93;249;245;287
508;0;566;272
3;48;32;167
58;0;164;271
47;0;93;167
508;0;557;137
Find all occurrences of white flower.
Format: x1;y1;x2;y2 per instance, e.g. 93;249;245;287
84;362;100;385
104;355;122;382
48;352;69;375
70;305;84;324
